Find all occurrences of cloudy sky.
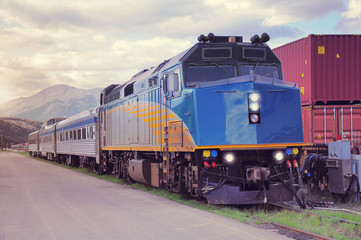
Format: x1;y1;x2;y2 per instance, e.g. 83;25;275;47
0;0;360;104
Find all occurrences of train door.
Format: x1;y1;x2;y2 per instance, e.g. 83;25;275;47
138;93;150;145
163;68;183;146
161;68;182;183
53;125;57;158
36;131;40;153
125;96;139;144
100;108;106;148
95;107;100;164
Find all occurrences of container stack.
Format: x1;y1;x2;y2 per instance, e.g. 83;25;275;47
273;35;361;149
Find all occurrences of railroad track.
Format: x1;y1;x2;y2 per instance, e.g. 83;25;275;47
269;202;361;226
249;215;333;240
262;202;361;239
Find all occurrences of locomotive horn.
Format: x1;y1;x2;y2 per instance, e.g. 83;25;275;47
198;33;216;43
207;33;215;42
260;33;270;43
250;34;260;44
198;34;207;43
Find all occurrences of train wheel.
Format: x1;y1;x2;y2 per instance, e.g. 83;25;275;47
91;162;98;173
98;157;106;175
120;155;134;184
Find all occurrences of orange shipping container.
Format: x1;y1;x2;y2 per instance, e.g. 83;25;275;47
302;105;361;146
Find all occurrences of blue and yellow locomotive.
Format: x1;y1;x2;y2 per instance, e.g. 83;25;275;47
99;33;305;204
29;33;305;205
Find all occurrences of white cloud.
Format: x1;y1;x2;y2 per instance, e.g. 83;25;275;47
0;0;350;105
337;0;361;32
263;15;299;27
342;0;361;19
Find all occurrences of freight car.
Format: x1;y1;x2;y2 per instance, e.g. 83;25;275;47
274;35;361;199
29;33;306;206
273;35;361;153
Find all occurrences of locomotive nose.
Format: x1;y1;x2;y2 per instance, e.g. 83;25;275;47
193;82;257;146
192;79;303;146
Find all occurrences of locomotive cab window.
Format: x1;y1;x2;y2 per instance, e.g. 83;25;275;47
240;64;280;79
186;64;235;86
124;82;134;97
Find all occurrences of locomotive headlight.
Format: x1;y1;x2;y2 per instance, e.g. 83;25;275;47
248;92;261;124
249;103;260;112
223;152;235;164
249;93;260;102
272;151;285;164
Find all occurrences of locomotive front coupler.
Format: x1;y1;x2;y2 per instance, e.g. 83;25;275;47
245;167;270;183
200;169;247;184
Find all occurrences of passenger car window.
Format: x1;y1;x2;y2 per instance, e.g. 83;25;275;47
240;65;280;79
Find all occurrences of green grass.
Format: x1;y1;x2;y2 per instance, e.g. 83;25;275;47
253;208;361;240
312;209;361;223
21;152;361;240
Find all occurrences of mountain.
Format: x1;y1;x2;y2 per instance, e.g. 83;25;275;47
0;84;102;122
0;117;42;146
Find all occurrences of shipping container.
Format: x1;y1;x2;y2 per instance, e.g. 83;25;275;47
273;34;361;106
302;105;361;147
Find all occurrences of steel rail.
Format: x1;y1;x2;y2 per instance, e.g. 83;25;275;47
269;202;361;226
250;216;333;240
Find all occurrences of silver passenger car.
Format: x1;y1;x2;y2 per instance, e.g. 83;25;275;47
39;124;56;159
28;130;39;156
56;107;99;166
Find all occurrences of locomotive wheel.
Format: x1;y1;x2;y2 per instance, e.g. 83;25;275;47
98;158;106;175
120;157;134;184
114;160;121;179
90;162;98;173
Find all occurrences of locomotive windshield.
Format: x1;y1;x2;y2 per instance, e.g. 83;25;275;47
186;64;236;84
240;64;280;79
